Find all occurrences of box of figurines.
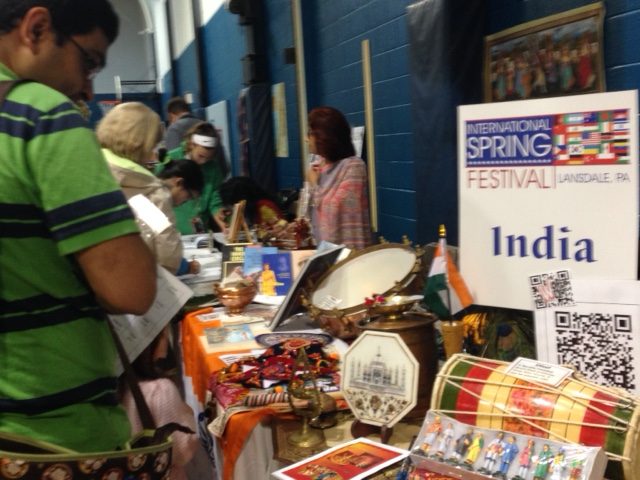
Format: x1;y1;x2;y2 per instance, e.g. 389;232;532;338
410;411;607;480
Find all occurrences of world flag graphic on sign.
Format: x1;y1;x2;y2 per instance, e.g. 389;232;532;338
552;109;629;165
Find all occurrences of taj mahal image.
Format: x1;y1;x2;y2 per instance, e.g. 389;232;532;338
347;347;408;395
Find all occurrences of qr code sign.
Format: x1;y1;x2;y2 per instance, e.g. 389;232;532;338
530;270;575;309
554;311;636;391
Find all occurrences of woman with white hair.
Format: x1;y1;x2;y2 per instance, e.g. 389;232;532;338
96;102;201;275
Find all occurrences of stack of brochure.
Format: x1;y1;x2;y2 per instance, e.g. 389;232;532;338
180;236;222;296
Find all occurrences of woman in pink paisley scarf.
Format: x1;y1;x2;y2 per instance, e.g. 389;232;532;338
307;107;373;249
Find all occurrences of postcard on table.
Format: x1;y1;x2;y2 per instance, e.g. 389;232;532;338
272;437;408;480
202;322;271;353
205;323;254;345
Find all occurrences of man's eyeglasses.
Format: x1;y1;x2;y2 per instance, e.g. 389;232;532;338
66;36;104;80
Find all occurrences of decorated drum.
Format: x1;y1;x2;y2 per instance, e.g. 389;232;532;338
303;242;422;339
431;354;640;480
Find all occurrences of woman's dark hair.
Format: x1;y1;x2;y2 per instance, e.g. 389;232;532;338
219;176;278;224
157;159;204;194
308;106;355;163
0;1;119;44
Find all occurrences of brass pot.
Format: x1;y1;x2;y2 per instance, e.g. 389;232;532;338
366;295;423;321
214;282;257;314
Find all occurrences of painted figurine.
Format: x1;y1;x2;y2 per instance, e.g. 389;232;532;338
549;449;566;480
496;435;520;478
449;428;473;464
568;458;584;480
420;415;442;455
479;432;505;474
533;444;554;480
512;439;535;480
434;422;455;459
464;432;484;469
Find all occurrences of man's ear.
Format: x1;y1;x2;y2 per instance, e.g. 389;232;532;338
19;7;53;51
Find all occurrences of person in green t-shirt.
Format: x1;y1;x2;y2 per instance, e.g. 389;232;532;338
0;1;156;452
157;121;229;234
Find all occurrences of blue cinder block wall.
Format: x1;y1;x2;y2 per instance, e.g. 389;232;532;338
192;0;418;242
267;0;416;241
168;0;640;243
174;42;202;112
264;0;300;189
300;1;418;242
199;8;246;175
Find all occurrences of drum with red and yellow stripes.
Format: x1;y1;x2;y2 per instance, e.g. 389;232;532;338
430;354;640;480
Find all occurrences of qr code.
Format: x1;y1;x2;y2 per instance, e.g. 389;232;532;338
530;270;574;309
554;310;636;391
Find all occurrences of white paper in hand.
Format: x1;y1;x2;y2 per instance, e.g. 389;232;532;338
110;266;193;373
128;194;172;234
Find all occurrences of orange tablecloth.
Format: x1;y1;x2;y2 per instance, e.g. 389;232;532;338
180;307;275;479
181;307;226;404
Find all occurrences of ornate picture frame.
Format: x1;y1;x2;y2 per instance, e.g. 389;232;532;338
484;3;604;102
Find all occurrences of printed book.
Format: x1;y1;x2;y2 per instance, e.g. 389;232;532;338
243;245;278;277
221;242;251;263
261;252;292;296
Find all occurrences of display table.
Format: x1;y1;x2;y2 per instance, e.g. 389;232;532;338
180;306;330;480
181;306;272;404
181;307;426;480
181;306;275;480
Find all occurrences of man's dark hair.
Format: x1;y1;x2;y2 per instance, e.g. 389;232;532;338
166;96;191;115
0;1;119;44
157;159;204;194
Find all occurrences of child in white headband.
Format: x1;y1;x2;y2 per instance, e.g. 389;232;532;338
158;121;229;234
191;133;217;149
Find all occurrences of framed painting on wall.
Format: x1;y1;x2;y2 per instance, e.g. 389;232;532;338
484;2;604;102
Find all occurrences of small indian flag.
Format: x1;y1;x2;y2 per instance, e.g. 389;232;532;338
423;226;473;318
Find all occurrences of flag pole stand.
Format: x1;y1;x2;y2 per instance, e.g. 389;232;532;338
436;223;465;358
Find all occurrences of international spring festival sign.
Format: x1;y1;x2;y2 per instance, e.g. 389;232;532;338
458;90;638;310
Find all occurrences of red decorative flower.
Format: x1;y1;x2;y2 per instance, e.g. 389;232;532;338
364;293;387;306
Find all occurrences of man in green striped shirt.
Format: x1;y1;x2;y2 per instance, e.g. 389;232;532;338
0;1;156;452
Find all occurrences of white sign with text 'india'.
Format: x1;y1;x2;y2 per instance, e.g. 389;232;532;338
458;90;638;310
